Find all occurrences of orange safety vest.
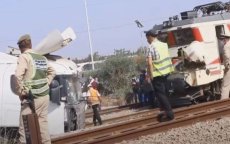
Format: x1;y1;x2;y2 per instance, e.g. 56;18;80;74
88;87;100;105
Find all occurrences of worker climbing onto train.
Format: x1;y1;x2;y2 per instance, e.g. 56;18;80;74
15;34;56;144
87;81;103;126
219;33;230;100
145;29;174;122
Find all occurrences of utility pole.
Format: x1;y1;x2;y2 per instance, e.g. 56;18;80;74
135;20;145;53
84;0;94;70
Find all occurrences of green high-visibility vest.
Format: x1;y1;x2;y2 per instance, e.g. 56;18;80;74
24;52;49;97
152;40;174;77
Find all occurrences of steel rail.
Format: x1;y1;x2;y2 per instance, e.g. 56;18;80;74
87;104;230;144
51;99;230;144
85;103;141;118
85;108;159;127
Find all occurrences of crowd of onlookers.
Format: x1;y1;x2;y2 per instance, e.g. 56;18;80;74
131;70;158;107
82;72;159;108
82;71;161;126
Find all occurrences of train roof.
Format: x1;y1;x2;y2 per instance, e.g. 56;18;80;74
153;12;230;30
152;1;230;32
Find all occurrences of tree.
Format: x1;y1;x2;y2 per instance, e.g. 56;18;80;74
96;54;137;101
136;46;148;55
73;52;106;64
75;48;148;104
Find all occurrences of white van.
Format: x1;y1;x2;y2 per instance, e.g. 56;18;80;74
0;27;85;136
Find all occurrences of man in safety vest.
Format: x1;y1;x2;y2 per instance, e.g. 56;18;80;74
87;81;102;126
15;34;56;144
145;29;174;122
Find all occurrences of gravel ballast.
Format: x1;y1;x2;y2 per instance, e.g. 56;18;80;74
85;109;139;123
117;117;230;144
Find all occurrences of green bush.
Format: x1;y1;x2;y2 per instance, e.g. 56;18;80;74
98;55;137;98
82;53;147;104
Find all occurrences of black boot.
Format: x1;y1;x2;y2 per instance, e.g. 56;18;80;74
157;111;174;122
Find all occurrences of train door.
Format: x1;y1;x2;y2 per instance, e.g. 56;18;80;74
215;25;225;63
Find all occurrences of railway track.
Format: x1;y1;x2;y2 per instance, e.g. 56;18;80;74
52;99;230;144
85;103;141;118
85;108;159;127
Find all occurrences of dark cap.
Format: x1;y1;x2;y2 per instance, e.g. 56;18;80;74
17;34;31;44
144;29;158;37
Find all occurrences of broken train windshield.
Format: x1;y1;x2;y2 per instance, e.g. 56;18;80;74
158;28;195;48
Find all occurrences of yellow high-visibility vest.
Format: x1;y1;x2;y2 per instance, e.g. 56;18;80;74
24;52;49;97
88;87;100;105
152;40;174;77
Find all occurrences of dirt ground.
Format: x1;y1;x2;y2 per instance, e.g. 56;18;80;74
100;96;122;107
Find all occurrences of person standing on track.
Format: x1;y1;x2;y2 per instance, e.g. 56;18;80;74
145;29;174;122
87;81;103;126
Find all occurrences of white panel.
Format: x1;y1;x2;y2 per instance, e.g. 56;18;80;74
34;27;76;55
48;102;65;135
0;64;6;126
2;64;21;127
34;30;63;55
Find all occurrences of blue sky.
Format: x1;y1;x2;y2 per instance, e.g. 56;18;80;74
0;0;227;59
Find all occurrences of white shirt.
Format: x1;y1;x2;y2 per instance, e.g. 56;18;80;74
147;39;160;61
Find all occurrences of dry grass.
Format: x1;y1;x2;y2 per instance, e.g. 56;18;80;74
0;128;19;144
101;96;121;107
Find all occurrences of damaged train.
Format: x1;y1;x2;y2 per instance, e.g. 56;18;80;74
148;1;230;106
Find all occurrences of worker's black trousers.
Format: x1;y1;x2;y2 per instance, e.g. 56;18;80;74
152;75;174;118
92;104;102;126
